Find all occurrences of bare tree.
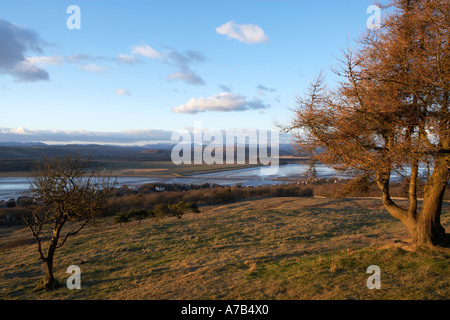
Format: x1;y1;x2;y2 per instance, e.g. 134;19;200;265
24;154;117;289
287;0;449;248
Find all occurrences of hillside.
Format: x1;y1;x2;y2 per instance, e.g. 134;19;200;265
0;145;173;172
0;197;448;300
0;143;300;173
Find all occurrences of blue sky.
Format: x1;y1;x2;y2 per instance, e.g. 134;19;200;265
0;0;374;144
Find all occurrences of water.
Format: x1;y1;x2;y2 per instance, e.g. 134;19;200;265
1;163;426;201
200;163;344;179
0;177;34;201
0;177;164;201
0;164;341;201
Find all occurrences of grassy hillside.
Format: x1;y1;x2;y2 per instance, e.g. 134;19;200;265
0;197;448;300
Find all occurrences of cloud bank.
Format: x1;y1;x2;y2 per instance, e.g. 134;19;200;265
0;127;174;145
0;17;204;86
172;92;270;114
0;18;113;81
0;18;49;81
0;126;293;146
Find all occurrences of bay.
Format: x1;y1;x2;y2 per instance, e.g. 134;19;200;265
0;163;429;201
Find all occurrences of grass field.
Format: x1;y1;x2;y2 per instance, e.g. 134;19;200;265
0;197;449;300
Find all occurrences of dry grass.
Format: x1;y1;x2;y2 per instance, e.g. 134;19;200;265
0;197;448;300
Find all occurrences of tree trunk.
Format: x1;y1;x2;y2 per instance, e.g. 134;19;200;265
43;248;57;289
377;158;449;248
43;226;62;289
413;155;449;247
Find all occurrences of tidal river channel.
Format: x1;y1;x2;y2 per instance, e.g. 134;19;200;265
1;162;419;201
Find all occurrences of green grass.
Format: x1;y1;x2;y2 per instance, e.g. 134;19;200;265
0;197;448;300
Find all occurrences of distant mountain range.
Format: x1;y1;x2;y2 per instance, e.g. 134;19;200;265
0;141;299;157
0;143;166;161
0;142;48;147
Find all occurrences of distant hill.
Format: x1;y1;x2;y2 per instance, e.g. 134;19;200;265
0;142;47;147
0;143;301;160
0;144;172;172
0;144;151;160
0;142;304;172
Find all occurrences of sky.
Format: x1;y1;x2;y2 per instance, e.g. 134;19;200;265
0;0;375;145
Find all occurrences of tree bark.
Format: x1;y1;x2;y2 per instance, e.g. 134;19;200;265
43;248;56;289
376;159;449;248
414;154;449;247
43;223;63;289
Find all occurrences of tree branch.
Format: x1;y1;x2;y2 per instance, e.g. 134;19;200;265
375;171;409;221
408;161;419;216
56;222;87;249
23;215;46;262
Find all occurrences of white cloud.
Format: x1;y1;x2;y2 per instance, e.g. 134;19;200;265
7;126;30;135
115;88;131;96
216;21;268;44
25;55;63;66
167;69;205;85
131;44;163;60
172;92;270;114
117;53;142;65
123;44;206;85
78;64;107;74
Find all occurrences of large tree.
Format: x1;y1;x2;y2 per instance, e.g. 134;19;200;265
288;0;449;248
24;154;117;289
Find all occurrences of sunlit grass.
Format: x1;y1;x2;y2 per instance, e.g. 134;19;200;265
0;197;448;300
